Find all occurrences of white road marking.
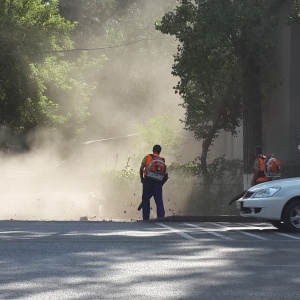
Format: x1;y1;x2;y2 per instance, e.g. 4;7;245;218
237;231;268;240
156;223;198;240
237;223;300;241
211;222;268;240
235;222;273;230
275;232;300;240
184;223;233;240
156;222;300;241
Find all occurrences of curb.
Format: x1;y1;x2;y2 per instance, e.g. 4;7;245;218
147;215;259;223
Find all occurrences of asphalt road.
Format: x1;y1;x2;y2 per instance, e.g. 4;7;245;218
0;220;300;300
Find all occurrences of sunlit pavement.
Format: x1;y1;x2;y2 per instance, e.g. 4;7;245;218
0;220;300;299
146;215;258;223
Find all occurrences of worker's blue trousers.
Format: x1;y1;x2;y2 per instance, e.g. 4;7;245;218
142;178;165;220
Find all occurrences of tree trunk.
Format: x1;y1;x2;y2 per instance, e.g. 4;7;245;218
200;109;223;213
200;137;213;214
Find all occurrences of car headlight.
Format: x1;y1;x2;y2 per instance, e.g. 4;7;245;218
253;187;281;198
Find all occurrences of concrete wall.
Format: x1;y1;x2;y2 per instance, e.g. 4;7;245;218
179;129;243;163
263;1;300;164
289;22;300;161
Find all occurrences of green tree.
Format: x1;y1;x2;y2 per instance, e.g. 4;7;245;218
0;0;74;130
0;0;106;147
156;0;282;186
58;0;178;139
58;0;136;47
135;112;182;160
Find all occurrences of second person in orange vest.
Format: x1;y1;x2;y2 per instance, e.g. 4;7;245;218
251;145;271;186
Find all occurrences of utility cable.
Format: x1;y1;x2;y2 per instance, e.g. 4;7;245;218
3;37;172;56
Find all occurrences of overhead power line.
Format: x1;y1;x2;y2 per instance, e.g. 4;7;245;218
4;37;172;56
42;37;171;54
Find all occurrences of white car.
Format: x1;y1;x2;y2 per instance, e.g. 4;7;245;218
236;178;300;232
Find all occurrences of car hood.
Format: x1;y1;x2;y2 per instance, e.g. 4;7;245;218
248;177;300;192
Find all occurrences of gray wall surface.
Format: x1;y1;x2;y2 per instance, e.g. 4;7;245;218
263;2;300;164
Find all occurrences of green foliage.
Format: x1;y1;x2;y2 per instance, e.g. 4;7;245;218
0;0;74;130
288;1;300;24
67;0;178;137
167;156;243;215
101;156;139;211
205;156;243;185
156;0;281;139
0;0;108;143
168;161;200;177
169;156;243;185
135;113;183;159
156;0;282;175
32;52;107;138
157;0;244;139
110;157;137;185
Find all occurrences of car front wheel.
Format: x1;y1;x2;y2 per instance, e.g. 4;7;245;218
282;200;300;232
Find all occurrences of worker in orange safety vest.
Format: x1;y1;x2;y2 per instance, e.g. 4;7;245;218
139;145;168;220
251;145;271;186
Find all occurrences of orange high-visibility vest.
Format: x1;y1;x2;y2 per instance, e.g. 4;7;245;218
256;156;270;184
143;153;161;177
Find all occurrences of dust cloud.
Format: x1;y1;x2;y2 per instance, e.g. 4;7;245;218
0;1;240;221
0;1;194;221
0;102;191;221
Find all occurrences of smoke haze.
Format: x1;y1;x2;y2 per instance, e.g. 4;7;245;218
0;1;241;221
